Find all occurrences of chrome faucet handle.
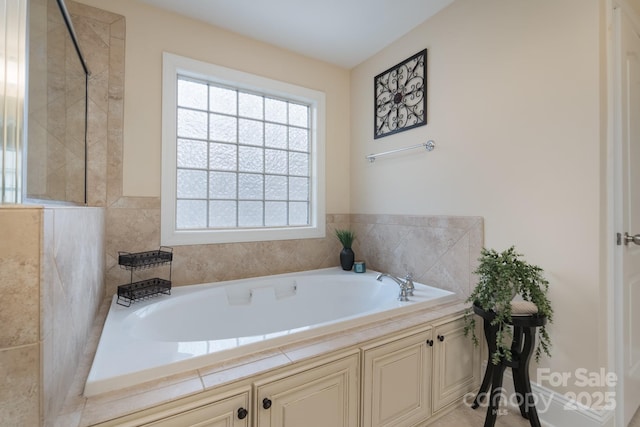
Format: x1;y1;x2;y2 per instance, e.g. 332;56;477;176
404;273;415;296
397;285;410;302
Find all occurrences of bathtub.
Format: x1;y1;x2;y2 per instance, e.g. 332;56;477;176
85;267;456;396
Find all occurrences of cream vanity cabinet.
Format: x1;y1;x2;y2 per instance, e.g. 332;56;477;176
254;352;360;427
140;392;250;427
94;388;252;427
361;328;433;427
361;314;480;427
432;315;480;413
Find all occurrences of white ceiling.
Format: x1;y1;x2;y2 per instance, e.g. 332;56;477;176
137;0;454;69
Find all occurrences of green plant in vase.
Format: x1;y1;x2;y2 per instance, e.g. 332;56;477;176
464;246;553;365
335;229;355;271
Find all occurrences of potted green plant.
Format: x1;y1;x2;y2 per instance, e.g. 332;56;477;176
464;246;553;365
335;229;355;270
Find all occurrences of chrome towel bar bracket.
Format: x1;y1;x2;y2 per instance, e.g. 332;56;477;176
366;140;435;163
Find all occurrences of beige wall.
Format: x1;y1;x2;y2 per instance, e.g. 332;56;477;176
351;0;605;393
73;0;351;214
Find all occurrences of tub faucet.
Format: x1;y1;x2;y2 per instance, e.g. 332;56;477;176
376;273;410;302
403;273;415;296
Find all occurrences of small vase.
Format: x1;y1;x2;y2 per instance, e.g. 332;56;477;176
340;247;355;271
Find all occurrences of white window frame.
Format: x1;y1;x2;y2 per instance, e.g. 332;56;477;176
161;52;326;245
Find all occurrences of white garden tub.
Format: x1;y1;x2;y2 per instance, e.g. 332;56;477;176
85;267;455;396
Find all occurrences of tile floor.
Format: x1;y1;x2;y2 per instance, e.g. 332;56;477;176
435;402;640;427
432;405;535;427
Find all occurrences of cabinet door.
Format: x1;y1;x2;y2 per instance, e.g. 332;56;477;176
361;329;432;427
141;391;250;427
255;354;359;427
432;315;480;413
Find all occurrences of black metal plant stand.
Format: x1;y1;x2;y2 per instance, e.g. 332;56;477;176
471;302;547;427
116;247;173;307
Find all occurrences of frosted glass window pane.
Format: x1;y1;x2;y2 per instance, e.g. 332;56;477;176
210;114;237;142
177;169;207;198
178;108;207;139
239;92;263;119
177;200;207;229
171;73;317;234
239;173;263;200
265;149;287;174
265;123;287;148
177;139;208;169
289;177;308;201
289;128;309;152
289;202;309;225
239;119;263;146
239;146;263;173
289;103;308;127
239;201;263;227
209;200;237;227
209;86;236;114
289;152;308;176
265;202;287;226
210;143;237;170
209;172;237;199
265;98;287;123
265;175;287;200
178;79;207;110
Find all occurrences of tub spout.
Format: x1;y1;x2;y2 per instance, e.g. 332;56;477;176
376;273;410;302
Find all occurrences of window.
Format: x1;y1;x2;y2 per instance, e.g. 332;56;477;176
161;53;325;245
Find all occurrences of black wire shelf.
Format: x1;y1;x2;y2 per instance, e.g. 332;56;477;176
118;246;173;270
117;278;171;307
116;247;173;307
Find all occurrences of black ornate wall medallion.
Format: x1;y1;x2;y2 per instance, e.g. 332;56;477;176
374;49;427;139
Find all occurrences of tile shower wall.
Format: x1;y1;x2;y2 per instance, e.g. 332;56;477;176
0;206;104;426
27;0;88;203
65;0;125;208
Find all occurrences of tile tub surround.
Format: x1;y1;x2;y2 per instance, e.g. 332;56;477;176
41;207;105;426
103;212;483;299
0;207;41;426
351;214;483;299
0;206;105;426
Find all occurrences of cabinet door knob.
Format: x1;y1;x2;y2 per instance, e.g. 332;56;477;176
237;407;248;419
262;398;272;409
437;335;445;342
426;339;434;346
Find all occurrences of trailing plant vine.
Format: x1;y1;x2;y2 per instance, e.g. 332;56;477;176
464;246;553;365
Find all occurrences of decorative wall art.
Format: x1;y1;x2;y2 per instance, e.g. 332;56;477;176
374;49;427;139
